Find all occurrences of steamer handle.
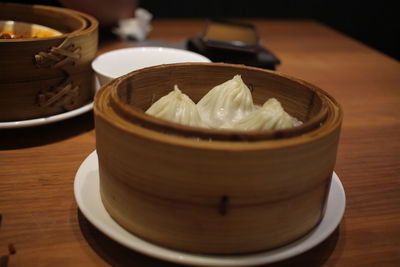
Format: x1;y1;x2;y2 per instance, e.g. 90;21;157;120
34;37;82;110
34;38;81;69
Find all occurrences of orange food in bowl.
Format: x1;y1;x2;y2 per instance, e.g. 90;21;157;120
0;20;62;39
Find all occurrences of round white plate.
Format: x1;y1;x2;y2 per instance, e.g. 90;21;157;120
0;102;93;129
74;151;346;266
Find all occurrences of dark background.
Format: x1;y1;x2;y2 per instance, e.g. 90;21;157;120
139;0;399;60
3;0;399;60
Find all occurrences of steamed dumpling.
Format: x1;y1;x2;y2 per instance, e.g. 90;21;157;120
144;77;302;132
223;98;302;131
197;75;255;128
145;85;206;128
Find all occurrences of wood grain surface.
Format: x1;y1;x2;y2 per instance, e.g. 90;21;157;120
1;19;399;266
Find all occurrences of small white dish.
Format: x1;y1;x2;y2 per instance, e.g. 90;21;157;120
74;151;346;267
91;47;211;86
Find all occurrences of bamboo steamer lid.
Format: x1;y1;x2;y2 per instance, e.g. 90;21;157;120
0;3;98;121
94;63;343;254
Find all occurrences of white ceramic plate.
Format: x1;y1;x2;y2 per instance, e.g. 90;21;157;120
74;151;346;266
0;102;93;129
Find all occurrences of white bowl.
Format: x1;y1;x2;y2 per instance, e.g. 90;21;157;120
91;47;211;86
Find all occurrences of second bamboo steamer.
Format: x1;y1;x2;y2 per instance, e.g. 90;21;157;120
0;3;98;121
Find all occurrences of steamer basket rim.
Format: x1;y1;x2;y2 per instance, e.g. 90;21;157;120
94;63;343;151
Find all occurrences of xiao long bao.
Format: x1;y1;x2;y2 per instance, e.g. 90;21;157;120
146;75;302;131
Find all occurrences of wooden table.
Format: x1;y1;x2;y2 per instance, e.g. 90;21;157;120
1;19;399;266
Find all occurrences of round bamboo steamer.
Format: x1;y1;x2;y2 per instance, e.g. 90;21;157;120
94;63;343;254
0;3;98;121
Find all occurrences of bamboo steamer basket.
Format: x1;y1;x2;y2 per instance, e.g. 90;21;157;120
94;63;343;254
0;3;98;121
